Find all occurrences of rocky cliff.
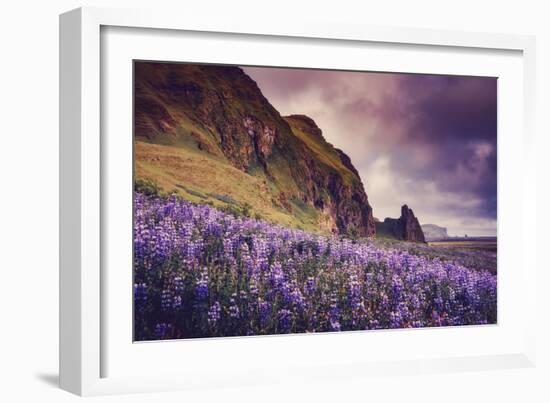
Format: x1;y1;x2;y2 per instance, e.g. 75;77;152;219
134;62;375;237
377;205;425;242
422;224;449;241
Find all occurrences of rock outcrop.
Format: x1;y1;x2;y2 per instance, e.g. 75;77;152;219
134;62;376;237
382;205;426;242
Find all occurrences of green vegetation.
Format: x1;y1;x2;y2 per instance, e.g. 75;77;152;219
135;177;162;197
175;184;208;199
374;221;399;240
206;192;238;205
284;116;358;187
135;141;323;233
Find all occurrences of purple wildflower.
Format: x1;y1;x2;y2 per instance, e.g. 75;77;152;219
195;268;209;301
277;309;293;333
208;302;221;325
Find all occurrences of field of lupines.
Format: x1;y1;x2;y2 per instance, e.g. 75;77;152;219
134;192;497;341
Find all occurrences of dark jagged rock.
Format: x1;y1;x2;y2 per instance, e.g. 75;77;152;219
134;62;376;237
399;205;426;242
382;205;426;242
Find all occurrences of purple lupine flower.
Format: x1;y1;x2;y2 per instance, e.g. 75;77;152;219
329;296;341;331
229;295;240;319
154;323;171;339
258;300;271;326
389;311;402;328
431;310;441;325
368;319;380;330
208;302;221;325
195;268;209;301
249;283;259;298
277;309;293;333
173;276;183;293
289;287;305;310
172;295;182;309
269;262;284;288
161;289;173;311
304;277;316;295
134;283;147;304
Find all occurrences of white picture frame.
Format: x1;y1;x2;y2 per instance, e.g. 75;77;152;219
60;6;537;396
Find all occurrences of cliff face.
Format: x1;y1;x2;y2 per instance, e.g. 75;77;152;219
422;224;449;240
134;63;285;171
380;205;426;242
134;62;375;237
282;115;375;237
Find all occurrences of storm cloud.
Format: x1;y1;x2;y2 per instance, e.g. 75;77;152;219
243;66;497;236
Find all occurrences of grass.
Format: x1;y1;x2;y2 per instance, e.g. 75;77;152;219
135;141;323;233
374;221;399;240
284;117;358;187
136;74;224;156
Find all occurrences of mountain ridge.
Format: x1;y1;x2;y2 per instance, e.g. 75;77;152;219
134;62;375;236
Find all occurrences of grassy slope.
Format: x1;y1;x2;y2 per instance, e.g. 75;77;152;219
136;80;223;156
283;117;358;187
135;140;323;232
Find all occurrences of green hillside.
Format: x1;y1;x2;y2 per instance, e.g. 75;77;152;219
135;140;323;232
134;62;376;236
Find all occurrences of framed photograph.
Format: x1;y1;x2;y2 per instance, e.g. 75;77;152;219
60;7;537;396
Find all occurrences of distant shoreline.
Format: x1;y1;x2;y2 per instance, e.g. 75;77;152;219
427;236;497;243
427;238;497;253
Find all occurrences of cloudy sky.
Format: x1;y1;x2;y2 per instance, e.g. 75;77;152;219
243;66;497;237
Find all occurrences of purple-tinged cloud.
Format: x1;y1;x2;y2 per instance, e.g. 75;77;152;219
243;66;497;236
